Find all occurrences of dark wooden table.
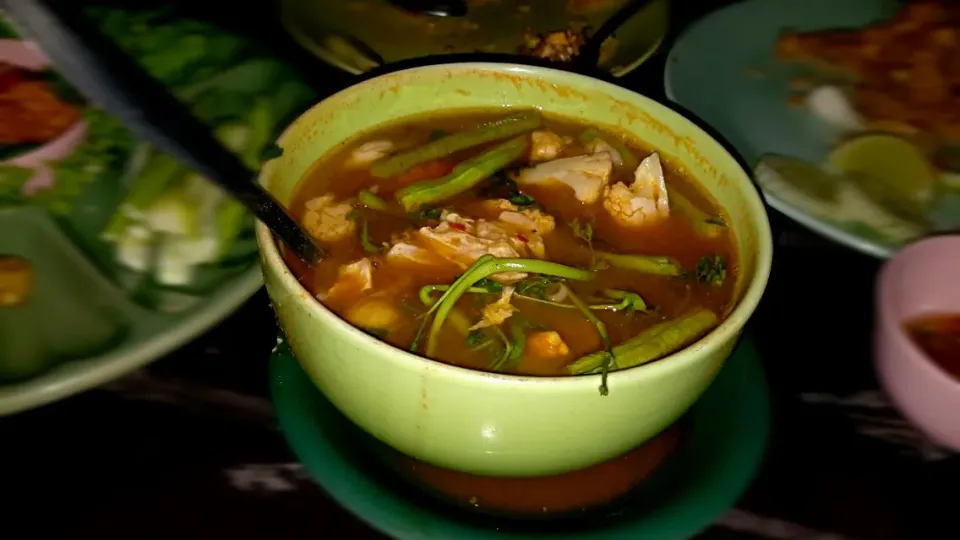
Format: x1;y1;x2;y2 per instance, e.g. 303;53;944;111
2;1;956;538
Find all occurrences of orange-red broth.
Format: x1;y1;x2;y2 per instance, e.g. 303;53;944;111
285;111;737;376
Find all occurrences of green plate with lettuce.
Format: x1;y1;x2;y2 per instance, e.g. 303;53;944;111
0;8;315;414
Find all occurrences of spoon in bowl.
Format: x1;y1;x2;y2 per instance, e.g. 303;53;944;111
2;0;326;264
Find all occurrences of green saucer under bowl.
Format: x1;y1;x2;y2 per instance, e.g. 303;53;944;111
271;334;771;539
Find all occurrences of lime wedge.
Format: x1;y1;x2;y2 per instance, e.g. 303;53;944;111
826;134;935;223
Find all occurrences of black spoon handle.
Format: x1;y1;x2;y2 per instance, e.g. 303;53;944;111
1;0;324;262
577;0;657;70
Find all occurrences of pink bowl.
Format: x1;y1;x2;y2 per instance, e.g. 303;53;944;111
875;235;960;450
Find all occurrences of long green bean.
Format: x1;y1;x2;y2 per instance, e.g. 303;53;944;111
395;135;527;211
370;111;541;178
595;251;683;277
358;189;390;211
667;187;726;239
567;308;719;375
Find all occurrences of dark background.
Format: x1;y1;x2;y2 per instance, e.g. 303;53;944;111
2;1;955;538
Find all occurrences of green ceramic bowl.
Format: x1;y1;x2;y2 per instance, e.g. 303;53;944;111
255;63;773;477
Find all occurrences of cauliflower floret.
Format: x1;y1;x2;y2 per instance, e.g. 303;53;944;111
346;140;394;168
602;152;670;228
527;331;570;359
517;153;613;204
323;258;374;304
529;130;570;162
469;286;517;330
302;195;357;242
586;138;623;167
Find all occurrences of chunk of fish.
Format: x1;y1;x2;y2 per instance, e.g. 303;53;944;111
528;130;570;162
602;152;670;228
517;152;613;204
385;242;450;268
586;138;623;167
497;208;556;235
415;214;543;283
470;286;517;330
323;257;374;303
302;194;356;242
347;140;394;168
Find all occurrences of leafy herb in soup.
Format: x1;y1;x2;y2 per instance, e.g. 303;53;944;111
285;110;737;394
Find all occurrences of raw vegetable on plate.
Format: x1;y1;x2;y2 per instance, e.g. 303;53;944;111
1;7;315;291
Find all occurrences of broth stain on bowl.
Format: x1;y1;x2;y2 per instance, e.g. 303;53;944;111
396;424;684;516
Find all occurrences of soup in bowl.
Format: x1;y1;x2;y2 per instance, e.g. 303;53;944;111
256;63;772;477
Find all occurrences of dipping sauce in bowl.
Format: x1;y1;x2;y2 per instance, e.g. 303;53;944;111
875;235;960;450
904;314;960;382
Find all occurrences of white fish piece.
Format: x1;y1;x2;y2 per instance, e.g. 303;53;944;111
469;286;517;330
324;258;374;302
346;140;394;168
517;152;613;203
528;130;569;162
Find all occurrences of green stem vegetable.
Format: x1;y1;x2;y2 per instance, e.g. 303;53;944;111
567;308;719;375
214;102;273;258
370;111;541;178
668;187;726;239
422;256;594;357
491;325;512;370
419;286;493;306
490;316;528;372
564;285;615;395
358;189;390;211
395;135;528;211
359;218;380;254
595;251;683;277
103;149;187;239
421;285;646;313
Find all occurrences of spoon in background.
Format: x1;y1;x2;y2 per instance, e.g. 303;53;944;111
575;0;658;71
1;0;326;264
386;0;468;17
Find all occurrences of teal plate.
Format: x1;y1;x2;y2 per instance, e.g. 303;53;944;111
271;335;771;539
664;0;919;258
